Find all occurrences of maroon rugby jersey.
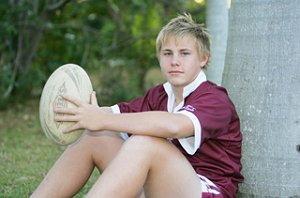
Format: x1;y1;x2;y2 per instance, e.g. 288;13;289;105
114;72;244;197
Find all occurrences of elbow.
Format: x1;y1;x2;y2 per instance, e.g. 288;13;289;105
167;123;187;139
167;114;194;139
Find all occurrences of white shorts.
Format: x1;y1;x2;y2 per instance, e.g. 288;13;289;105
198;175;223;198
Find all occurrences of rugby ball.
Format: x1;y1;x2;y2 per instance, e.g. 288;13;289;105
39;64;93;145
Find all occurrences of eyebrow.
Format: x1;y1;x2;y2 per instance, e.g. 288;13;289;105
161;48;192;52
180;49;192;52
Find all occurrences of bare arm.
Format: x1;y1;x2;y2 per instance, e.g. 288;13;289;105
54;93;194;139
100;111;194;139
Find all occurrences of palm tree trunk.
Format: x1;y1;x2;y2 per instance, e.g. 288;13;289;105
222;0;300;196
205;0;228;85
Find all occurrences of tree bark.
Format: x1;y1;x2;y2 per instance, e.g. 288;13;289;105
223;0;300;196
205;0;228;85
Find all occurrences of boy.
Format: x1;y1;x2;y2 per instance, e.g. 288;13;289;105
31;13;243;198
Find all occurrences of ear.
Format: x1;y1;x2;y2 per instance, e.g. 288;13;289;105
199;53;209;68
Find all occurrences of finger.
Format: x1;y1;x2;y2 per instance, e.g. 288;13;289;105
63;123;81;133
54;107;78;115
54;114;78;122
91;91;98;106
62;94;83;107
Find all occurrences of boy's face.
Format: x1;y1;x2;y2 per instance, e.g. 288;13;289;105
159;35;207;89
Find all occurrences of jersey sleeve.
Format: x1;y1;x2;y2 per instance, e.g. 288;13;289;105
115;85;165;113
110;95;150;114
110;85;167;139
110;88;152;140
176;86;233;155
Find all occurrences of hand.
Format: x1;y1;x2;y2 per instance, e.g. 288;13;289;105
54;91;105;133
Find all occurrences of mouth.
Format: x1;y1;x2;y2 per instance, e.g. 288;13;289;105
168;71;184;74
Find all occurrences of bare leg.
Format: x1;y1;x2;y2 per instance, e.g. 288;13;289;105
30;131;124;198
86;135;202;198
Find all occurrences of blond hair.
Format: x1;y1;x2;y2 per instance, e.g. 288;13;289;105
156;13;211;68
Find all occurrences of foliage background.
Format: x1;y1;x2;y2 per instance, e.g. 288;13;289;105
0;0;206;197
0;0;206;108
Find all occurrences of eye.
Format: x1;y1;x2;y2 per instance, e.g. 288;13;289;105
181;51;190;56
162;51;172;56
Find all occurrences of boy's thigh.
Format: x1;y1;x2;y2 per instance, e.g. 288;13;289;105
128;136;202;198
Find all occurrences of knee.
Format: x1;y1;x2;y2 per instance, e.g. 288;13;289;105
125;135;155;148
122;135;167;155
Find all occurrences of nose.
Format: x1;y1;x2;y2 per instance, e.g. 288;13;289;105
171;54;180;66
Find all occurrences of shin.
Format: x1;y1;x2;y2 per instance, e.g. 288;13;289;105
30;131;124;198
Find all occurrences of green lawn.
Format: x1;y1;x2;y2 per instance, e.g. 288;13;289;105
0;100;99;197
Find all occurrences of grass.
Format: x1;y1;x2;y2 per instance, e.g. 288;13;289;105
0;68;164;197
0;100;99;198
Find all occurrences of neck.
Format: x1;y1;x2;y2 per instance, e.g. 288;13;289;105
172;86;183;106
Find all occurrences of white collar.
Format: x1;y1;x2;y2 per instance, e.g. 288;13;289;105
163;70;207;112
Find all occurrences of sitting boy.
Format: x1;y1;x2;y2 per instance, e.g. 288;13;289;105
31;13;243;198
